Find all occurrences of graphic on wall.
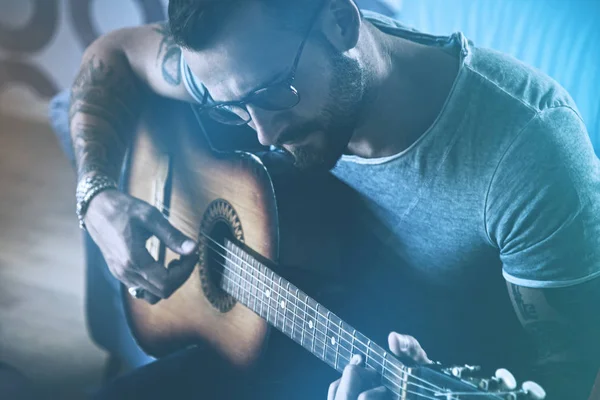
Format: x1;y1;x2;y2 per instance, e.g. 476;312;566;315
0;0;166;104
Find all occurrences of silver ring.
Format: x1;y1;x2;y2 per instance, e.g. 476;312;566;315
128;286;145;299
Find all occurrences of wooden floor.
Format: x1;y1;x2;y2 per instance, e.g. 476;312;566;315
0;114;106;399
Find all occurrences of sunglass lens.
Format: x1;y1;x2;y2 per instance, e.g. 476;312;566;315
252;85;300;111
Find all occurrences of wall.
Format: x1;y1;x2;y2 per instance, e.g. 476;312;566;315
0;0;169;121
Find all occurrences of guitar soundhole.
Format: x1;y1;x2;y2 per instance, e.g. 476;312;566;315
198;199;244;313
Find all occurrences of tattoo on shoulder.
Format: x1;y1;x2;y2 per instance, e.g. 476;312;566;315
70;55;140;133
153;23;182;86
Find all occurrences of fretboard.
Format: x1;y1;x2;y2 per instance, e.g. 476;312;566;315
221;239;411;398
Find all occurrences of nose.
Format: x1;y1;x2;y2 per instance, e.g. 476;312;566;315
246;106;283;147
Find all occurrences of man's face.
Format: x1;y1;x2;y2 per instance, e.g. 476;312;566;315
182;2;365;171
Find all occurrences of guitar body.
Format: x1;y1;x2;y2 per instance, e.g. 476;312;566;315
122;96;349;370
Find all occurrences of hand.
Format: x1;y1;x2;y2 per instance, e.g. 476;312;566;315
327;332;432;400
84;189;198;304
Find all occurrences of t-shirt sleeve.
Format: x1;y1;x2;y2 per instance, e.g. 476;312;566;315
179;52;209;104
485;106;600;288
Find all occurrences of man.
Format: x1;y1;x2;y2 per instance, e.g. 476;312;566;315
69;0;600;398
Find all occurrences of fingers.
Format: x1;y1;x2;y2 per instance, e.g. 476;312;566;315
388;332;432;364
328;378;341;400
136;203;197;256
335;355;379;400
166;256;197;293
330;381;390;400
135;251;197;299
117;269;162;304
356;387;392;400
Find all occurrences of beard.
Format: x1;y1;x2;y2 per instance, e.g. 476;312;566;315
284;49;365;172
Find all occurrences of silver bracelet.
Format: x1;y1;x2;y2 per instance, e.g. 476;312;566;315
75;175;118;230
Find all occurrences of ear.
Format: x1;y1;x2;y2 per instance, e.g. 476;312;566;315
319;0;361;52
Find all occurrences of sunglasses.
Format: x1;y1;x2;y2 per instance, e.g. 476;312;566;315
198;2;325;126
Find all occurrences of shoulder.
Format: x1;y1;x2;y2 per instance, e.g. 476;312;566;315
465;46;578;114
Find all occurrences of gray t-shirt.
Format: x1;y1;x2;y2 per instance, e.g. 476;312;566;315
182;11;600;290
180;10;600;373
330;12;600;291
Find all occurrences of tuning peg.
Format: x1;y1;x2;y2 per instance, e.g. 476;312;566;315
495;368;517;390
450;364;481;378
521;381;546;400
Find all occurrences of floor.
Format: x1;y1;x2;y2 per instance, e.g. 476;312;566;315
0;114;106;399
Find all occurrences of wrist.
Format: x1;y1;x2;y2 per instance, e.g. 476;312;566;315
76;174;118;230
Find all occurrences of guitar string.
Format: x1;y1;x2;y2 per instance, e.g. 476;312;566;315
151;199;466;395
150;196;415;384
203;252;464;400
202;241;479;400
148;199;499;399
204;241;502;400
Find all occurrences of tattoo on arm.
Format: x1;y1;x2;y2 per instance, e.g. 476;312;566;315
153;23;182;86
508;282;600;399
73;122;125;179
70;54;141;180
510;284;538;321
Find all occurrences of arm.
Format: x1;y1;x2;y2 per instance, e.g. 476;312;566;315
507;280;600;399
70;22;195;182
69;24;198;304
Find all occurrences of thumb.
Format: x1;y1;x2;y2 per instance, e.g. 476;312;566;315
388;332;432;365
140;207;197;255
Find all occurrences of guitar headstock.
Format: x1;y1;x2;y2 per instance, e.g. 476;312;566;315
417;363;546;399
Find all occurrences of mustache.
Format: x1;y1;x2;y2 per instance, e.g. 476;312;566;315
276;121;323;146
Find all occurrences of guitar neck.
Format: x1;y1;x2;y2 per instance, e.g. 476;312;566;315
222;239;409;397
220;240;502;400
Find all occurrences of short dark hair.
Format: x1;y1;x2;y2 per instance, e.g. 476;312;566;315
167;0;322;51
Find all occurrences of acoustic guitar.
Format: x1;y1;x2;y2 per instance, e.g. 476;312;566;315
121;96;546;399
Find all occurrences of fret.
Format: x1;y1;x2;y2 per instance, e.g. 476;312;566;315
265;267;272;325
302;292;311;351
324;312;338;370
272;271;283;331
286;282;293;338
239;248;247;304
382;356;406;397
351;329;356;359
246;254;255;306
227;245;235;297
365;341;385;374
299;290;305;346
325;311;333;367
292;288;298;342
382;351;387;384
334;317;342;371
287;283;298;341
316;304;324;360
258;261;267;319
233;247;242;302
307;298;317;355
353;330;369;362
277;276;286;333
366;339;371;370
242;252;252;306
337;322;353;367
254;260;262;317
221;242;229;294
238;250;247;305
249;257;256;315
269;270;276;329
